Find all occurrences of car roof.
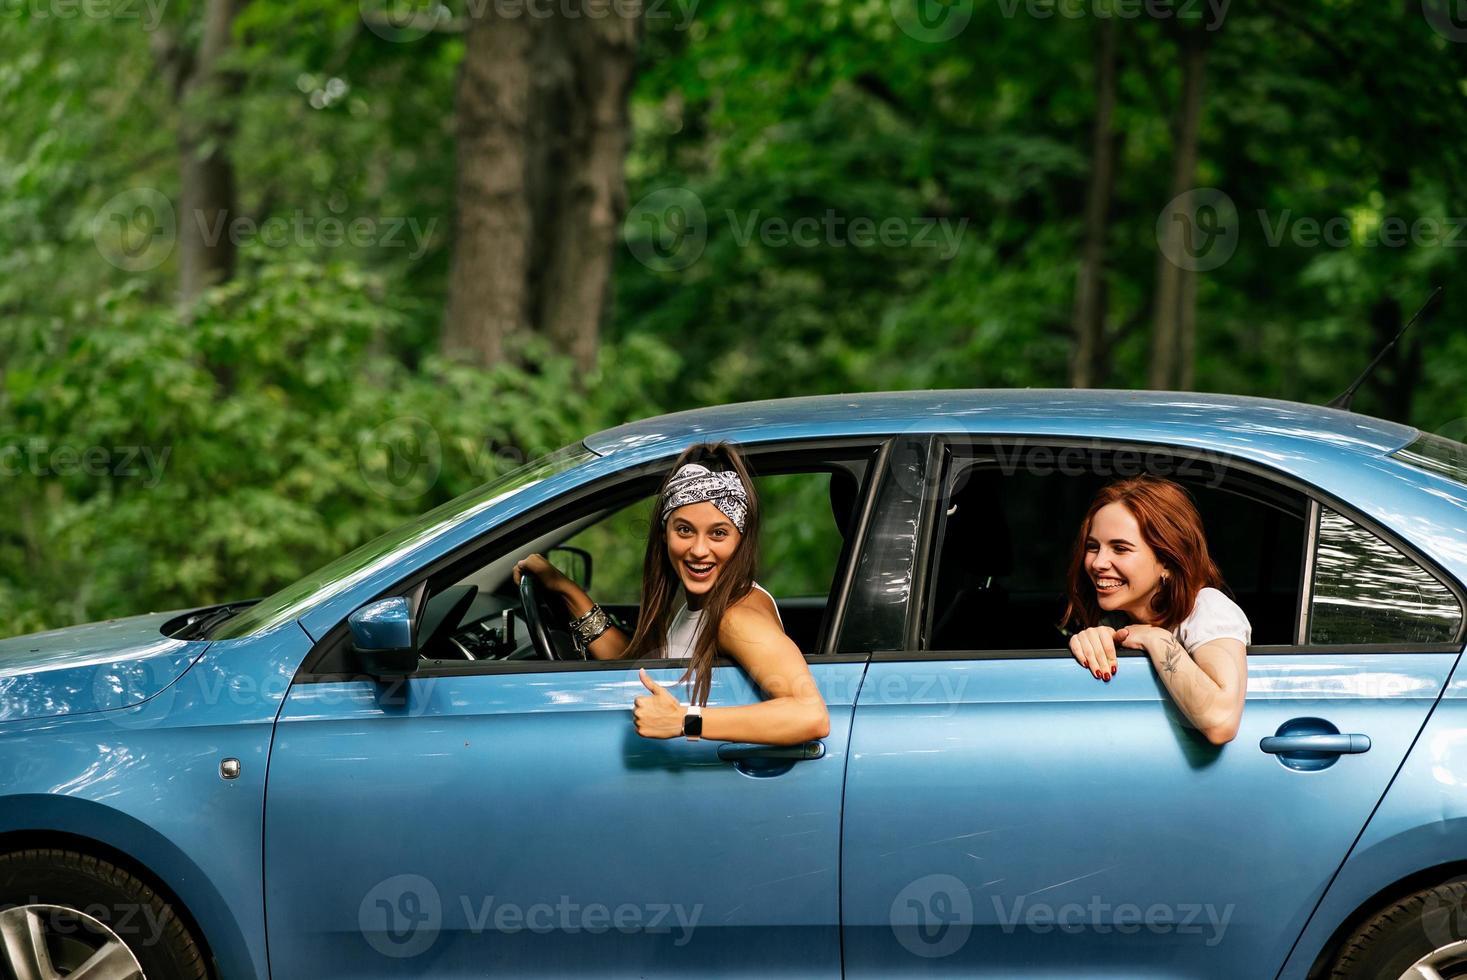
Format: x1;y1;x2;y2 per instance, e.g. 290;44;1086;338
583;389;1419;459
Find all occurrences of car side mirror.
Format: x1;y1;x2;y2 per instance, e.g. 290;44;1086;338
348;597;419;678
547;546;593;592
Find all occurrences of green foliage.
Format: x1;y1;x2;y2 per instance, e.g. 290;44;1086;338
0;254;676;633
6;0;1467;635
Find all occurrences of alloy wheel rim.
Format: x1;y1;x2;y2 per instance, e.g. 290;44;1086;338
0;903;144;980
1400;938;1467;980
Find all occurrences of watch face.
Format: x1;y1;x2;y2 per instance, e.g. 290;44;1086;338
683;712;703;738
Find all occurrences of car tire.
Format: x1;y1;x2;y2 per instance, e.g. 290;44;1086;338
0;847;209;980
1329;880;1467;979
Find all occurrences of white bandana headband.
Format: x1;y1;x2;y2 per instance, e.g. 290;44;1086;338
660;463;749;532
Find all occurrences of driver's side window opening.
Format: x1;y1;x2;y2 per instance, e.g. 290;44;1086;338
558;473;847;608
923;445;1309;653
560;494;658;606
408;447;875;667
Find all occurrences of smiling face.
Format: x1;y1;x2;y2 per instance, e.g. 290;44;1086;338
1085;501;1170;624
665;501;742;604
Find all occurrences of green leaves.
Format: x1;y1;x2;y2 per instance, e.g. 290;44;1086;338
9;0;1467;634
0;255;675;634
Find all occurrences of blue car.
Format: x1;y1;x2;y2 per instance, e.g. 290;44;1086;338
3;389;1467;980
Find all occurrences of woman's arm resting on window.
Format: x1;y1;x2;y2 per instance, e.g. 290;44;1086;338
698;604;831;745
1118;627;1247;745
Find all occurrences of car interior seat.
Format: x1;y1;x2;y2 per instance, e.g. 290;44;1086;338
929;470;1016;650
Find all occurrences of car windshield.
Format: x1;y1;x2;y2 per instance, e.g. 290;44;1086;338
211;443;595;639
1390;432;1467;488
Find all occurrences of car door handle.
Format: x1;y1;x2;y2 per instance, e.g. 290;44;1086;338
1260;734;1371;755
717;741;826;762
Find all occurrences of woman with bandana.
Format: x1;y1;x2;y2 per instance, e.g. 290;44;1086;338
513;442;830;746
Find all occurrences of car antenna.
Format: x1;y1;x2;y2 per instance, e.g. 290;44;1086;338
1327;286;1444;412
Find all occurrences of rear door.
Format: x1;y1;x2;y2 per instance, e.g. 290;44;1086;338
839;438;1465;978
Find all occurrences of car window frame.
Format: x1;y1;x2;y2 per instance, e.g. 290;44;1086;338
898;434;1466;663
293;437;891;682
831;435;942;656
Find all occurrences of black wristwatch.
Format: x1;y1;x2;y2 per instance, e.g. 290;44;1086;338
682;705;703;741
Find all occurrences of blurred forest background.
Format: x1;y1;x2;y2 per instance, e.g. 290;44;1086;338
3;0;1467;635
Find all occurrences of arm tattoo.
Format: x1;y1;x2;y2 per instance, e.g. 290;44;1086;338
1161;636;1184;675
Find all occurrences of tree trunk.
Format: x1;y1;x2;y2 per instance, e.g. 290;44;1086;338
444;9;537;367
1178;266;1197;390
166;0;244;307
1148;32;1208;390
1070;18;1119;389
534;16;640;373
446;5;642;371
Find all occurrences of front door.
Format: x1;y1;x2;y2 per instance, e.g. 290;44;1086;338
264;656;863;978
262;442;884;978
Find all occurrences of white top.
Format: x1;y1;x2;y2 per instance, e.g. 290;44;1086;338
664;582;782;660
1175;587;1252;654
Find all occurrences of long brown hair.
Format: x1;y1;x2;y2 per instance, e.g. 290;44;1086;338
1060;476;1227;632
621;442;760;706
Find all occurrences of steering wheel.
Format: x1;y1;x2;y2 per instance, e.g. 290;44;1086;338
519;573;582;661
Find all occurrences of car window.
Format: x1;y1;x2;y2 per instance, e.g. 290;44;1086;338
392;453;874;668
1309;507;1463;645
923;445;1307;651
755;473;844;598
559;494;657;605
558;472;846;605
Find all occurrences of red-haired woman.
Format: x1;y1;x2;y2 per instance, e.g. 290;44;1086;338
512;442;830;747
1062;475;1250;745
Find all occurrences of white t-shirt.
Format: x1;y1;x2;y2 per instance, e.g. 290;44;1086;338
1175;587;1251;654
665;582;782;660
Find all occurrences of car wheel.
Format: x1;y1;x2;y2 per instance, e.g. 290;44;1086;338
1330;880;1467;979
0;848;208;980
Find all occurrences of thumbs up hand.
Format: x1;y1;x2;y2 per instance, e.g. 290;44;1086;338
634;668;687;739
